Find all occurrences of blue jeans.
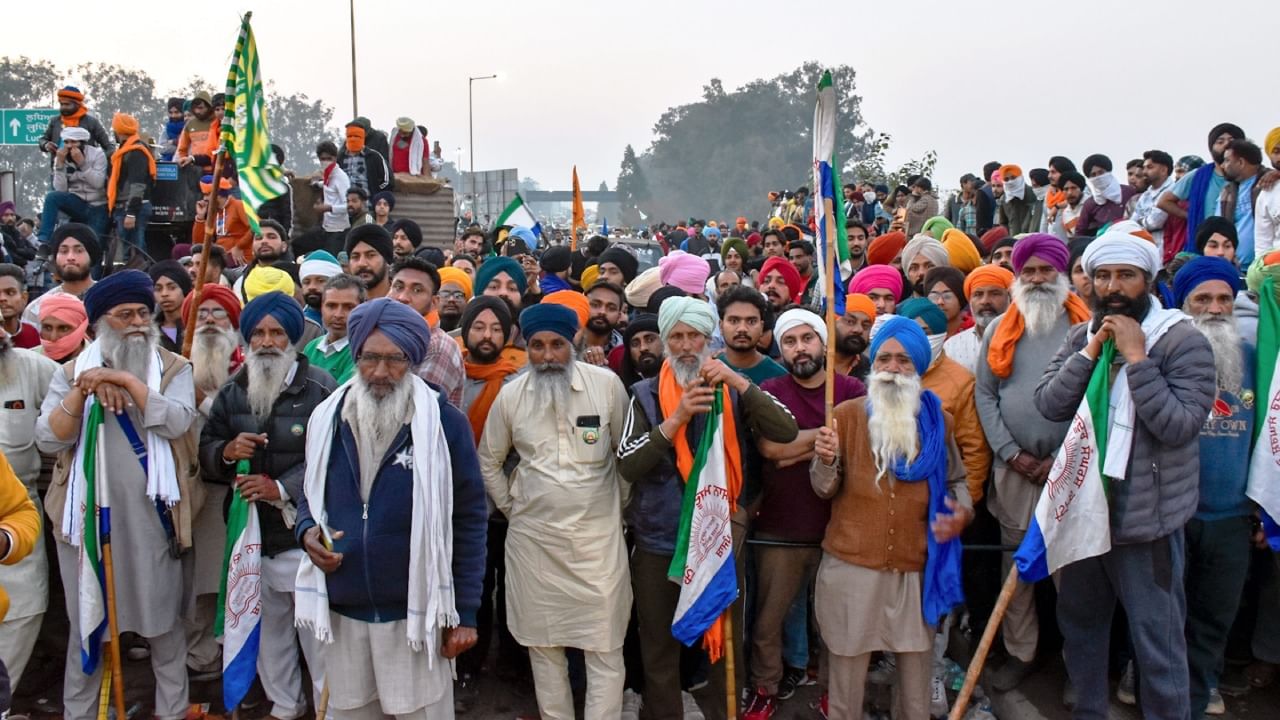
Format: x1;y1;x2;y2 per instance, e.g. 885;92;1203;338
113;203;152;252
38;192;110;250
782;588;809;670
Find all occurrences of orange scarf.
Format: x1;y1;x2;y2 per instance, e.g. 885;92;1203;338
107;135;157;211
987;294;1091;378
464;356;520;442
60;105;88;128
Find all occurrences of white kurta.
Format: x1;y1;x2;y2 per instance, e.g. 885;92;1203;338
478;362;632;651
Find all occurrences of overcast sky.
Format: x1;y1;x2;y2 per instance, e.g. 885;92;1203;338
6;0;1275;202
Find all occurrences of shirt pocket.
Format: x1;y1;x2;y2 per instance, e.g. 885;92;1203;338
568;416;612;465
0;406;36;449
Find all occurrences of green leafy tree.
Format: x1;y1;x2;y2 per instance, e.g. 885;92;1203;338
615;143;648;226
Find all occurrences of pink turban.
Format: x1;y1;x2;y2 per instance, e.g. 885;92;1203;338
1011;233;1069;274
39;294;89;361
849;265;904;300
658;250;711;294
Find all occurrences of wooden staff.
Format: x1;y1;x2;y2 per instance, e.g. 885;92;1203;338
180;149;226;358
723;609;737;720
947;566;1020;720
101;530;128;719
316;679;331;720
822;197;837;426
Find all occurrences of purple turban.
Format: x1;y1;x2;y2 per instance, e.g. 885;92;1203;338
849;265;904;299
658;250;711;294
1011;233;1069;274
347;297;431;366
239;291;305;345
1172;256;1240;308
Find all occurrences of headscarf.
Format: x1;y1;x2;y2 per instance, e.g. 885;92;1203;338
720;237;749;267
51;223;102;267
84;269;153;325
474;256;527;295
239;291;305;345
849;265;904;299
963;265;1014;299
437;266;473;299
347;297;431;366
867;230;908;266
299;250;342;281
774;308;827;344
1265;127;1280;157
111;112;139;136
1172;256;1240;308
1012;233;1069;274
597;246;639;284
900;235;949;271
57;86;88;127
1081;230;1162;278
625;266;663;309
898;297;948;335
345;123;366;153
1194;216;1238;255
868;315;931;376
39;294;89;361
244;265;296;301
580;265;601;290
759;256;804;304
844;293;877;319
346;224;395;264
107;115;156;210
979;226;1010;254
60;127;90;142
999;164;1026;200
181;284;242;329
657;296;717;342
658;250;711;294
921;216;954;240
940;229;981;273
519;303;578;343
542;290;589;329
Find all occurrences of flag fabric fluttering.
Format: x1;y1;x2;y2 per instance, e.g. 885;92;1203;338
495;193;543;238
222;13;287;232
812;70;850;316
1248;277;1280;550
668;388;740;662
72;400;109;674
1014;341;1115;581
571;166;585;250
216;460;263;710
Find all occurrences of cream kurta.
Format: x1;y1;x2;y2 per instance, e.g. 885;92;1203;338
478;362;632;651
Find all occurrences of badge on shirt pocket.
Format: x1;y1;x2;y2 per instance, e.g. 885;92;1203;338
576;415;601;445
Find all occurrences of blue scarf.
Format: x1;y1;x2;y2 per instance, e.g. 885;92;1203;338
540;274;571;294
872;389;964;625
1183;164;1216;252
160;118;186;161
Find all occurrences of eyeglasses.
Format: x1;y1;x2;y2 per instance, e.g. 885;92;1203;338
197;308;229;320
105;307;152;323
927;291;957;302
440;290;467;300
356;352;411;369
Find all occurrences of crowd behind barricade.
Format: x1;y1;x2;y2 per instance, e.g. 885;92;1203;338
1;85;1279;720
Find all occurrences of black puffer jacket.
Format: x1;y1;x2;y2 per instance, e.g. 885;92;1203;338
199;354;337;556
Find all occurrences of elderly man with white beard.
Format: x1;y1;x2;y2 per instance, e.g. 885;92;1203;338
1171;256;1256;717
478;303;633;720
36;270;202;720
810;316;971;720
294;298;487;719
200;292;335;718
974;233;1091;691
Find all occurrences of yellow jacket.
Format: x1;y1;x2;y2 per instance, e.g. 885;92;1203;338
0;451;40;621
923;353;993;503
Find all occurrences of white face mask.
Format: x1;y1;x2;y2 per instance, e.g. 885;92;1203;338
928;332;946;365
1004;175;1026;201
1086;173;1122;205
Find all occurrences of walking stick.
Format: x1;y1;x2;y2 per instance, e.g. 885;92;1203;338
315;679;330;720
723;609;737;720
102;523;128;720
181;148;226;358
947;566;1020;720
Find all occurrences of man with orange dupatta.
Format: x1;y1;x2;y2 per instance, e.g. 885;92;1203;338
617;296;797;720
975;232;1090;691
106;113;156;253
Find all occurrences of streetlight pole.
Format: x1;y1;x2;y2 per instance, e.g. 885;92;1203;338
468;74;497;224
349;0;359;116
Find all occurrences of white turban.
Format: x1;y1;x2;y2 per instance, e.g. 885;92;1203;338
299;252;342;281
774;308;827;345
1081;230;1161;277
60;126;91;142
900;234;950;270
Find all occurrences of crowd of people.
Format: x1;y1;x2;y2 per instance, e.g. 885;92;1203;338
0;94;1279;720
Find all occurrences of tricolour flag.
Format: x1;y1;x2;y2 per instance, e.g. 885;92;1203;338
75;400;108;674
495;193;542;238
216;460;263;710
812;70;850;316
1014;341;1114;581
221;13;287;232
668;389;738;662
1248;277;1280;550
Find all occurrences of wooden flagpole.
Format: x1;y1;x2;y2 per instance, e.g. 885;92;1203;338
947;566;1020;720
101;531;128;719
181;149;226;359
823;197;837;426
723;609;737;719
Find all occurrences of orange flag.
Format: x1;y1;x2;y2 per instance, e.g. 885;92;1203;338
571;165;585;250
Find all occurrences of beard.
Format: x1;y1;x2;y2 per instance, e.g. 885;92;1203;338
972;308;1001;331
245;347;294;421
835;331;866;358
58;263;90;282
1012;275;1070;336
356;265;387;289
867;371;922;484
633;351;663;378
529;353;576;412
439;310;462;333
1092;288;1152;322
191;325;239;394
1190;313;1244;393
96;321;159;379
784;352;824;380
344;372;414;462
302;290;322;310
669;345;714;386
586;315;614;336
466;339;501;363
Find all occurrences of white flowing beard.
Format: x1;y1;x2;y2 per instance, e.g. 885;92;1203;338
245;347;294;421
96;321;160;380
192;326;239;394
1190;313;1244;394
1012;275;1070;337
668;344;714;386
529;353;576;412
867;371;922;487
344;372;414;463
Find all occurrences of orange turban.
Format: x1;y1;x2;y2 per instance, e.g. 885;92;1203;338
866;231;907;266
542;290;589;329
844;293;877;319
112;112;139;136
963;265;1014;298
941;228;982;273
57;87;85;103
998;164;1022;180
199;176;234;194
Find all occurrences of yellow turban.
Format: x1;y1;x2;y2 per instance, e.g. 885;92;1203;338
580;264;601;291
244;266;296;301
767;217;786;230
941;228;982;274
438;266;473;299
1266;127;1280;157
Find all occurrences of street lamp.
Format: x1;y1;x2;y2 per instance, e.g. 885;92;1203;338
468;74;498;222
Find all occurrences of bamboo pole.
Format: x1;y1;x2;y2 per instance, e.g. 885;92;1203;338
947;566;1020;720
723;609;737;719
181;149;226;358
101;540;128;720
823;198;837;426
316;679;330;720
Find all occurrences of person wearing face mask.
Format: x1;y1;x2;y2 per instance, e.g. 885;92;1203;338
337;121;393;195
1076;154;1138;237
892;298;991;507
997;165;1038;235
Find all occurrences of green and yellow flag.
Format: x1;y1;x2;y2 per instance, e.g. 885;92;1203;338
222;13;286;231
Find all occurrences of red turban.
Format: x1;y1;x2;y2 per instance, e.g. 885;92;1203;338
182;284;242;329
760;257;804;304
866;231;907;265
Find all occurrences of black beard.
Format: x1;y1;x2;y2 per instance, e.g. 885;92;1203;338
302;291;322;309
467;340;501;363
912;281;926;297
357;266;387;288
439;310;462;333
59;264;90;282
1092;291;1152;322
837;333;867;357
635;352;662;377
785;354;824;380
256;249;282;264
586;316;613;336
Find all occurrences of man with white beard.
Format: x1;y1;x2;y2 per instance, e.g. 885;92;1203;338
200;292;335;717
295;298;487;719
974;233;1091;691
36;270;201;720
478;303;633;720
943;265;1013;374
1171;257;1256;717
183;284;244;419
810;316;971;720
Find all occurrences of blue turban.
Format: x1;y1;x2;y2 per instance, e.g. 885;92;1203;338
657;296;718;342
509;226;538;249
239;291;305;345
84;269;154;325
519;303;578;343
348;297;431;366
897;297;948;335
869;315;931;376
474;256;528;296
1172;256;1240;308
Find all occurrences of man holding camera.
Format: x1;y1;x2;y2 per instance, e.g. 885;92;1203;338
37;127;110;254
